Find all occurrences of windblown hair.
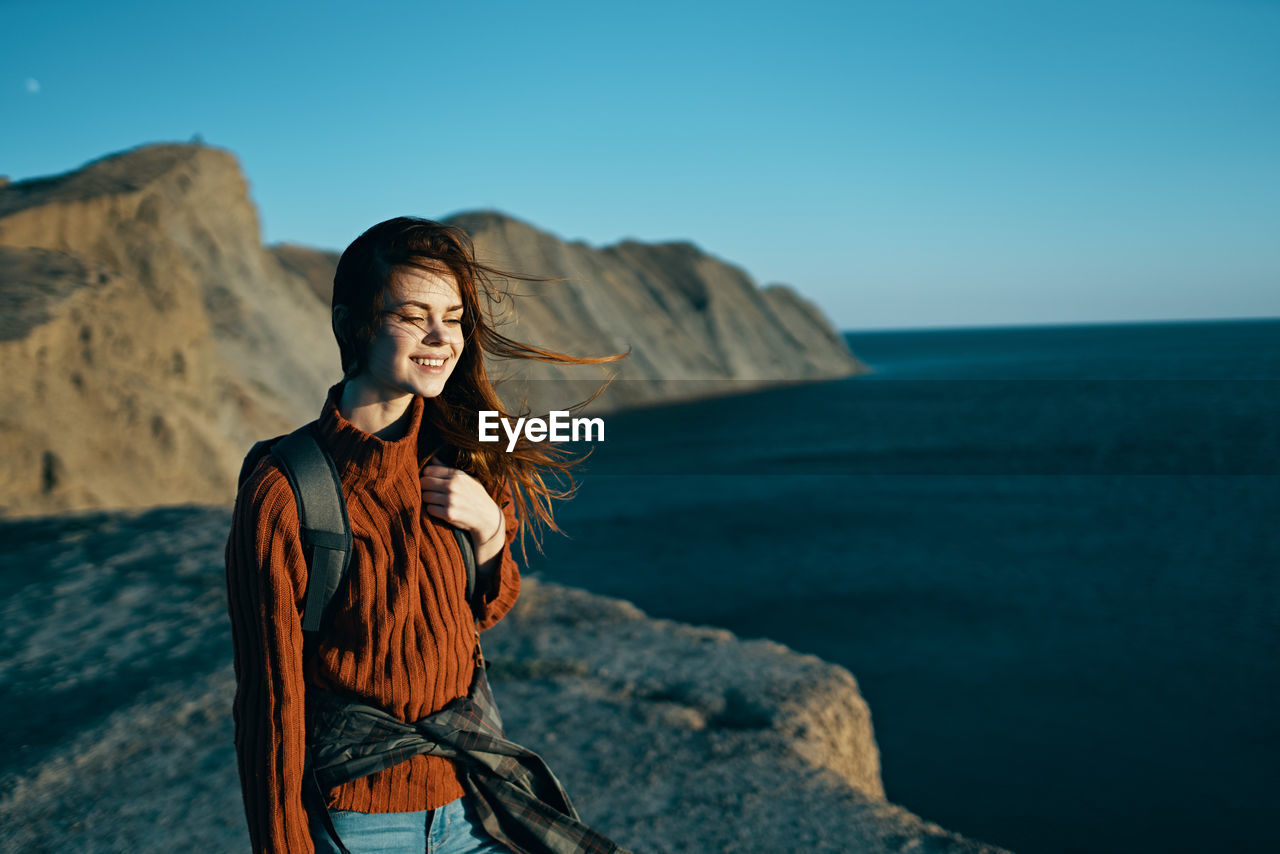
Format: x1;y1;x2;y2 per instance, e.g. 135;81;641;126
331;216;626;556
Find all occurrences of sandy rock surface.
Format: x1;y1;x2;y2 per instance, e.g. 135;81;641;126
0;507;1008;853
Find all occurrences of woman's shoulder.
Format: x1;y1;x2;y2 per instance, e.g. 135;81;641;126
225;449;309;596
234;451;301;531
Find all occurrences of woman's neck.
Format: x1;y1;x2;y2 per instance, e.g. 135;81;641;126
338;378;415;440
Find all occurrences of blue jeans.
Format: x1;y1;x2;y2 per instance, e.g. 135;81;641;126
309;795;511;854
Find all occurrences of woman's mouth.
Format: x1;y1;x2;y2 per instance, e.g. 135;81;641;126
411;356;447;373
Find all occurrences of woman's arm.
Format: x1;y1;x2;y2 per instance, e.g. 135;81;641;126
224;463;315;854
473;479;522;630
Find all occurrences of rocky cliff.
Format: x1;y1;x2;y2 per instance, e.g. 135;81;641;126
442;210;861;415
0;145;333;516
0;142;863;517
274;210;863;416
0;507;1008;854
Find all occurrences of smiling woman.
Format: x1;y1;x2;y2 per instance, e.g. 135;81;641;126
224;217;630;854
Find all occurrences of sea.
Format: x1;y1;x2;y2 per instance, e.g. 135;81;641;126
521;317;1280;854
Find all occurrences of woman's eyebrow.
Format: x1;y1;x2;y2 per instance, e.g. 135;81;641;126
396;300;465;313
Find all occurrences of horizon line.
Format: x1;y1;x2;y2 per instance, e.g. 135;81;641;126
841;314;1280;334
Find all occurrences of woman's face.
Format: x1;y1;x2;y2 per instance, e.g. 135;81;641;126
359;265;465;401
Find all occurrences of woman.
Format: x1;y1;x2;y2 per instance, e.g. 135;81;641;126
225;217;624;853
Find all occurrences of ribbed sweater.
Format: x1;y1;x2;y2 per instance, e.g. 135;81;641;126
224;382;522;853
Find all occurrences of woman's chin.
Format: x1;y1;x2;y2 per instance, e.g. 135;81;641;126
412;376;452;398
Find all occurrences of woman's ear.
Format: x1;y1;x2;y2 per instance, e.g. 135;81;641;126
332;304;350;343
333;304;361;377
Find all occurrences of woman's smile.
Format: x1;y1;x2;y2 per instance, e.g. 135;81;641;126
411;354;450;373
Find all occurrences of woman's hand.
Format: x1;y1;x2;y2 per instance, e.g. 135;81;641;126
420;457;506;563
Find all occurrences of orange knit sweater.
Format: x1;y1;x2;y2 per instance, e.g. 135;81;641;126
224;383;522;853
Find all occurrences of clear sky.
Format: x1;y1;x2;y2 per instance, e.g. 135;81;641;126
3;0;1278;330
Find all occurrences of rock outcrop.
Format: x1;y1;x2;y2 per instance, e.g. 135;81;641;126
0;145;333;515
443;210;864;414
0;142;862;517
273;211;865;415
0;507;1008;853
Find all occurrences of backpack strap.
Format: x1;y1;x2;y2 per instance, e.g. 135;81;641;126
455;526;477;613
269;423;354;634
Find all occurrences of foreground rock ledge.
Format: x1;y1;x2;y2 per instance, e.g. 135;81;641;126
0;507;1009;853
482;578;1011;853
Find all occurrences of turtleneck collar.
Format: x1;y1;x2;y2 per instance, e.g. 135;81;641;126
317;381;426;479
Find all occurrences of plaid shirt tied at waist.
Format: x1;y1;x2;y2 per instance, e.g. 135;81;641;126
306;669;632;854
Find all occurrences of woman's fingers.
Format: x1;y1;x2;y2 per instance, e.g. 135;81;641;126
422;489;465;527
423;502;453;521
420;461;495;533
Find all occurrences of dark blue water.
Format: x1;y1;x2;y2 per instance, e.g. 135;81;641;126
524;317;1280;854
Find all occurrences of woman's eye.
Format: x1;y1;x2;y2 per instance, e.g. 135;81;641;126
445;317;463;325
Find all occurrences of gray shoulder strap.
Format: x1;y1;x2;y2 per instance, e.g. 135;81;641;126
271;424;353;634
454;527;477;616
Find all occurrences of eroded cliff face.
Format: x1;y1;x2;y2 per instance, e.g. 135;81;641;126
0;145;333;515
0;142;862;516
275;211;866;415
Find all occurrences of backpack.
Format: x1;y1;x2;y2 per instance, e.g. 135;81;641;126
237;421;484;634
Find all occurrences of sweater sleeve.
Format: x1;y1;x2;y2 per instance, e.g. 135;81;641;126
475;479;522;632
224;461;315;854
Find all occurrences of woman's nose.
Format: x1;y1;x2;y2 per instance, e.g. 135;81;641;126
419;318;445;342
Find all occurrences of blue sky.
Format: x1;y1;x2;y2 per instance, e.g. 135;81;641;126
3;0;1278;330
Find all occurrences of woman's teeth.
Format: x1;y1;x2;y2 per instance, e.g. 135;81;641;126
412;358;445;367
